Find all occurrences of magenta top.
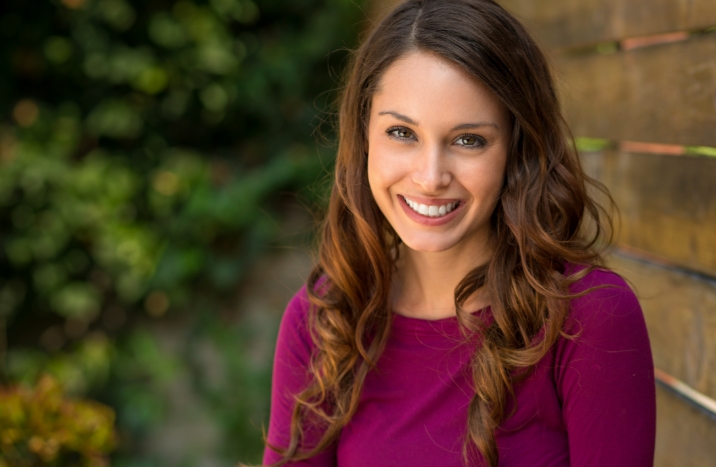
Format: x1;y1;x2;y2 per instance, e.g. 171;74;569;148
263;268;656;466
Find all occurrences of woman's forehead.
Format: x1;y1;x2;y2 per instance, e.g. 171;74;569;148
370;51;509;131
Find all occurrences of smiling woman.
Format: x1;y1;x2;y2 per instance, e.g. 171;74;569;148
262;1;656;466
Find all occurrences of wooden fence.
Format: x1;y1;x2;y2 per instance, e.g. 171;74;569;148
372;1;716;465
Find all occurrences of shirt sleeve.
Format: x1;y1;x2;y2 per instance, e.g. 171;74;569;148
263;285;337;467
553;269;656;467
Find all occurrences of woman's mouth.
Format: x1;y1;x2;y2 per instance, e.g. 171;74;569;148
399;195;464;226
403;197;459;218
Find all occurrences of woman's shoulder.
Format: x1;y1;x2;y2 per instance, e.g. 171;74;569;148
276;284;315;356
565;262;631;292
565;263;639;309
283;283;312;321
560;263;645;347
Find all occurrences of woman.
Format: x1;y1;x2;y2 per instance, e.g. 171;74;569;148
263;0;656;466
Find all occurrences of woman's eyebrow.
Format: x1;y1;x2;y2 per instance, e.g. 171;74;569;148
378;110;417;125
451;122;499;131
377;111;498;131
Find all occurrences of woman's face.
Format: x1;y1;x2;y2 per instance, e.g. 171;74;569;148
367;51;511;253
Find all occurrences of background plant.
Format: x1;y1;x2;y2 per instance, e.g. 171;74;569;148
0;374;116;467
0;0;365;464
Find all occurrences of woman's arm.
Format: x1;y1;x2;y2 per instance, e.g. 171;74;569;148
554;269;656;467
263;286;337;467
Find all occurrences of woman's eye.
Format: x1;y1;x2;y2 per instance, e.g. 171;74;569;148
455;134;486;148
387;127;415;140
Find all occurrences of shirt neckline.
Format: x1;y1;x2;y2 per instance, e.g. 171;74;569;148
390;306;492;336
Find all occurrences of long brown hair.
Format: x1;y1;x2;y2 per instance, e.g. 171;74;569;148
269;0;613;465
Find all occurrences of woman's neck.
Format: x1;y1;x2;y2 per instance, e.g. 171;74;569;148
392;235;494;320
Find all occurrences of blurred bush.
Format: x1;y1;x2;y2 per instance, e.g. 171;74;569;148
0;374;116;467
0;0;364;464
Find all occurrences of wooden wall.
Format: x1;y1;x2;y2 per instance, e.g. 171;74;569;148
370;0;716;465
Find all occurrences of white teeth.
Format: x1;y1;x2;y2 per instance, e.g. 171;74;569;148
404;197;459;218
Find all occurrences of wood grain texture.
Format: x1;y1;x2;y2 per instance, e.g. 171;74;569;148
557;35;716;147
654;388;716;467
500;0;716;50
581;150;716;277
606;254;716;401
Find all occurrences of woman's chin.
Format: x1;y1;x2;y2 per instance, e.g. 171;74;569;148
396;225;492;256
399;236;460;254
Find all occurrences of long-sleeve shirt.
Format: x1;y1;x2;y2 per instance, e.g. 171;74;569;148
263;267;656;466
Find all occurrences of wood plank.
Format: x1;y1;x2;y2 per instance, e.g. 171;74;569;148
654;388;716;467
581;150;716;277
559;35;716;148
500;0;716;50
606;254;716;401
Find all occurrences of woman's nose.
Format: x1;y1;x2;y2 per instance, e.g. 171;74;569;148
412;145;451;192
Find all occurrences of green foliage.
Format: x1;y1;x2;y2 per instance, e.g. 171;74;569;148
0;0;364;464
0;374;117;467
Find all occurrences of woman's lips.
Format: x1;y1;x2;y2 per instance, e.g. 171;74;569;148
398;195;464;226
